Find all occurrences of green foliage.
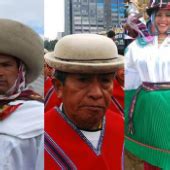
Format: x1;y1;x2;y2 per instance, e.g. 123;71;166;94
44;39;58;51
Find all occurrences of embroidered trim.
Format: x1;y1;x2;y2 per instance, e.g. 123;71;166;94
45;131;77;169
56;106;106;156
0;103;23;120
125;136;170;154
128;82;170;135
45;86;55;107
111;96;124;116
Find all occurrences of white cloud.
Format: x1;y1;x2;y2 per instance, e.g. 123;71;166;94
0;0;65;39
0;0;43;35
44;0;64;39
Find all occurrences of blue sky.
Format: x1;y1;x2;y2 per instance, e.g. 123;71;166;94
0;0;43;36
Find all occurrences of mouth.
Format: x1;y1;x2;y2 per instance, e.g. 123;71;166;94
80;105;105;112
158;23;168;28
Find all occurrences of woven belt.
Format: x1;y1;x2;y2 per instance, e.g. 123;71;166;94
128;82;170;135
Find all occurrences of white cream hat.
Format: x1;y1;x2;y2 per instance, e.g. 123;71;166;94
0;19;43;83
45;34;124;74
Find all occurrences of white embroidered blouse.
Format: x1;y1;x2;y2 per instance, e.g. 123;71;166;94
125;36;170;90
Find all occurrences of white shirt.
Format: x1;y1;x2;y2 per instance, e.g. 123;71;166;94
125;36;170;89
0;100;44;170
81;130;101;149
59;103;101;149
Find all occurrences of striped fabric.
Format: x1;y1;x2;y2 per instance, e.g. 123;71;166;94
128;82;170;135
111;96;124;116
125;88;170;169
45;132;77;169
45;86;54;107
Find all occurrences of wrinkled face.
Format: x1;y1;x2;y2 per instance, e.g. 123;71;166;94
56;73;114;130
0;54;19;94
155;9;170;34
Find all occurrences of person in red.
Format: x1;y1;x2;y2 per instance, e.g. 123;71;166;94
44;54;61;112
44;76;61;112
106;30;124;117
110;60;124;116
44;34;124;170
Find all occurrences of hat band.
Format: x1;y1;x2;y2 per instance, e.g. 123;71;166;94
54;56;118;63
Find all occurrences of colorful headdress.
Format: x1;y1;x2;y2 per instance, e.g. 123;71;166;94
146;0;170;16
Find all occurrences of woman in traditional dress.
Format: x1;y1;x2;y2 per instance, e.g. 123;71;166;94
125;0;170;169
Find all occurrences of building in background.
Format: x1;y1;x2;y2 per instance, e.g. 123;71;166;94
63;0;125;35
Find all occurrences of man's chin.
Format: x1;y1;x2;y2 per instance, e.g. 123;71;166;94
81;109;105;121
75;116;104;130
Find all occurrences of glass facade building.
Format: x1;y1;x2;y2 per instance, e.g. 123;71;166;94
64;0;125;35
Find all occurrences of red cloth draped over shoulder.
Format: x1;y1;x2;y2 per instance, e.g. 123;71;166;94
45;107;124;170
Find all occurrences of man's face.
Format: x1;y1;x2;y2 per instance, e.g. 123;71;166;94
56;73;114;130
0;54;19;94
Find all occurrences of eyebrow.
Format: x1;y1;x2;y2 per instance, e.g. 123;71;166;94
0;59;17;65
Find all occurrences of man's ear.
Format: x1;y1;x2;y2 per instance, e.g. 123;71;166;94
52;79;63;99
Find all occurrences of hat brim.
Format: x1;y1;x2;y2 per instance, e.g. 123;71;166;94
45;52;124;74
146;5;170;16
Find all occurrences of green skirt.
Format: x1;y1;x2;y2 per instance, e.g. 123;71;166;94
125;88;170;170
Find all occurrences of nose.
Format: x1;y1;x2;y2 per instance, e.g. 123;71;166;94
161;15;168;21
87;78;103;100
